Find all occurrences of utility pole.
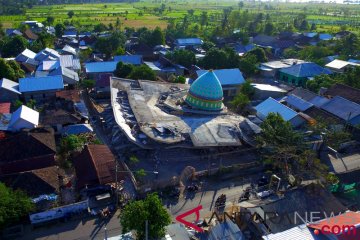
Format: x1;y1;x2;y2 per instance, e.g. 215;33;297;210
145;220;149;240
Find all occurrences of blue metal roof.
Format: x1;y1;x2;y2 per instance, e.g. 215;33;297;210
113;55;142;65
62;124;93;135
85;61;118;73
19;75;64;92
285;94;313;112
175;38;203;46
196;69;245;86
255;97;298;121
280;63;332;78
321;96;360;122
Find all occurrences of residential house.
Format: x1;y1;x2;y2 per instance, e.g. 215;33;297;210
56;89;81;103
174;38;203;48
201;219;245;240
288;87;330;108
41;109;82;133
95;73;112;97
0;166;65;198
303;106;342;125
35;48;60;62
0;78;21;102
145;57;186;80
62;45;77;56
284;94;314;112
73;145;124;190
113;55;143;65
126;42;154;59
0;128;56;175
15;49;37;63
259;59;305;77
252;84;287;100
62;124;93;136
9;105;39;131
49;66;79;85
323;83;360;104
279;62;332;87
195;69;246;98
163;224;192;240
255;97;305;127
23;29;39;42
325;59;360;73
233;43;256;56
5;28;22;37
320;96;360;126
85;61;118;79
19;75;64;101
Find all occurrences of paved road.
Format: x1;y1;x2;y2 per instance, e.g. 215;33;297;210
18;210;122;240
166;177;252;222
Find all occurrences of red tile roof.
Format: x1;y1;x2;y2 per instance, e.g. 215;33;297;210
0;102;11;114
74;145;125;189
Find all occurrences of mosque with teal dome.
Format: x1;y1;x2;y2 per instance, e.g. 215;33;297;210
185;70;224;111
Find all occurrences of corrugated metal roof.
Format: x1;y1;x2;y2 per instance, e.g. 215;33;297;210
263;224;315;240
9;105;39;127
196;68;245;86
208;219;244;240
15;49;36;61
38;60;59;71
0;78;21;94
62;45;76;55
85;61;118;73
113;55;142;65
175;38;203;46
49;67;79;82
321;96;360;121
60;55;74;68
19;75;64;92
280;63;332;78
325;59;359;69
252;84;286;92
255;97;298;121
308;96;329;107
285;94;313;111
62;124;93;135
72;59;81;70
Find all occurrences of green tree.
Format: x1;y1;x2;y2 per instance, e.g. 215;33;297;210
13;99;23;110
128;65;156;81
229;93;249;113
114;62;134;78
67;10;75;18
239;54;258;76
95;32;126;59
26;99;36;109
256;113;305;174
120;193;171;240
7;60;25;79
0;35;28;57
0;183;34;230
148;27;165;47
55;23;65;38
59;135;86;155
247;48;268;63
0;58;16;81
174;75;186;84
94;23;108;33
79;48;93;63
200;11;208;28
306;74;336;93
81;79;96;89
264;22;275;35
46;16;55;25
166;49;196;68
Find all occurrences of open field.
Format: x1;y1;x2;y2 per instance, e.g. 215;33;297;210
1;0;360;33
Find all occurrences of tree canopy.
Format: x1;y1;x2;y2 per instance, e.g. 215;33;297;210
0;58;24;81
114;62;134;78
0;35;28;57
0;183;34;230
128;65;156;81
120;193;171;240
166;49;196;68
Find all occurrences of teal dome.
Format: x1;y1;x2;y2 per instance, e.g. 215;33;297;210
185;70;223;111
